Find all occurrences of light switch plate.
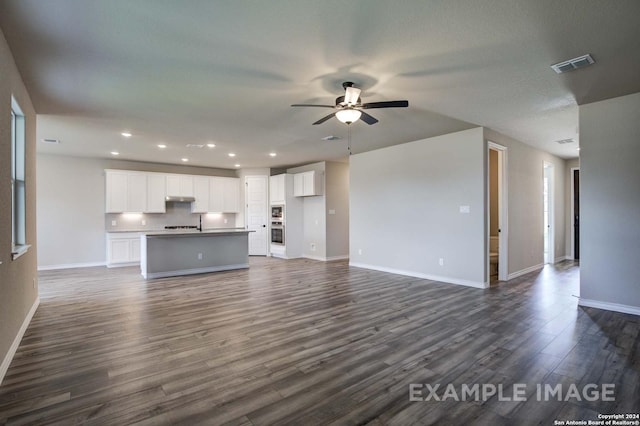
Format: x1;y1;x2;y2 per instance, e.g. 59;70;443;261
459;205;470;214
328;209;336;215
111;220;117;226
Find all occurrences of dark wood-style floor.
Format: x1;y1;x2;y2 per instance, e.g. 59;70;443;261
1;258;638;425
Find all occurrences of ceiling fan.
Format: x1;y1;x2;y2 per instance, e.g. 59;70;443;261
291;82;409;125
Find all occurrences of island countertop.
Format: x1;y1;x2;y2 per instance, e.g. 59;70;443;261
143;229;252;238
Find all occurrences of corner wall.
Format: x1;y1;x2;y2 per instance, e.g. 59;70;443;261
483;128;568;276
325;161;349;259
287;162;326;259
349;127;486;288
0;27;38;384
579;92;640;314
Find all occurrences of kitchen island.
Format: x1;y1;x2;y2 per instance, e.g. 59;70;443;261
140;229;252;279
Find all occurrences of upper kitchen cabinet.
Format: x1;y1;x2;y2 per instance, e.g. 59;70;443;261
293;171;323;197
222;178;240;213
146;173;166;213
105;170;148;213
270;174;286;205
166;174;194;197
192;176;210;213
209;177;240;213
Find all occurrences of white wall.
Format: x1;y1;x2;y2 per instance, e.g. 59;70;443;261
36;154;237;268
325;161;349;259
483;129;567;275
287;162;326;259
579;92;640;313
350;128;486;288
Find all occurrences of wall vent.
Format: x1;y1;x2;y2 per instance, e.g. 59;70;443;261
555;138;575;145
551;54;595;74
41;138;60;144
322;135;341;141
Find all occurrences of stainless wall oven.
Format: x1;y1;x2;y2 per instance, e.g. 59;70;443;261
271;224;285;245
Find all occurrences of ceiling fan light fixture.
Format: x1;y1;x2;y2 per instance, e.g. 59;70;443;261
336;109;362;124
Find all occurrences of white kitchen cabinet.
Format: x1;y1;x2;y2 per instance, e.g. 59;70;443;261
208;177;240;212
105;170;128;213
270;174;286;204
208;177;224;212
146;173;166;213
107;232;142;267
166;174;194;197
192;176;210;213
105;170;150;213
127;173;147;213
222;178;240;212
293;171;323;197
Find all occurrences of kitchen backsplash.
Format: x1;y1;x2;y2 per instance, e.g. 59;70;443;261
105;202;238;231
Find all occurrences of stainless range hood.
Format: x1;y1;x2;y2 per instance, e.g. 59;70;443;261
165;196;196;203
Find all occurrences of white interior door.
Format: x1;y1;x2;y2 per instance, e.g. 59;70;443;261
245;175;268;256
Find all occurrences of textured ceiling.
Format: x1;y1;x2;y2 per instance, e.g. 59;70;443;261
1;0;639;169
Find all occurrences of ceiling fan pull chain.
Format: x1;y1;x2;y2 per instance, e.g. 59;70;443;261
348;124;352;156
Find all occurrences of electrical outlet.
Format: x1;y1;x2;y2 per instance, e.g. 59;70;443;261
439;258;444;266
310;243;316;251
224;218;228;224
141;219;146;226
197;253;203;260
111;220;117;226
358;249;362;255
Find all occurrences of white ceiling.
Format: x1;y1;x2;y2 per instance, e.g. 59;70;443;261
1;0;639;169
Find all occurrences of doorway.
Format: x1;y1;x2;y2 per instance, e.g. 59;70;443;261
571;168;580;260
245;175;269;256
488;142;508;282
543;162;555;264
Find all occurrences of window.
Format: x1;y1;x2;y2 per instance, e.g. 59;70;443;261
11;97;27;259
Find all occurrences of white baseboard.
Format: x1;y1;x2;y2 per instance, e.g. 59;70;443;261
38;261;106;271
554;255;570;263
0;297;39;386
348;262;487;289
507;263;544;280
107;262;139;268
578;298;640;316
326;255;349;262
302;254;349;262
303;254;327;261
143;263;249;279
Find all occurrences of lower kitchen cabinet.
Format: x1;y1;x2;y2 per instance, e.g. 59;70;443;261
107;232;142;267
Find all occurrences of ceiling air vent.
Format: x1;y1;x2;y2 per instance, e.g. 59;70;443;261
41;138;60;144
322;135;341;141
555;138;575;145
551;54;595;74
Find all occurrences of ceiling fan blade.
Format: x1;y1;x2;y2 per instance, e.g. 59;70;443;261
312;113;336;125
344;86;361;105
359;111;379;125
361;100;409;109
291;104;335;108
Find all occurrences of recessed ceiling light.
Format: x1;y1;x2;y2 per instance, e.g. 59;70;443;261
228;153;236;157
157;144;167;149
234;164;240;168
269;152;277;157
181;158;189;162
110;151;119;156
207;143;216;148
121;132;132;138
